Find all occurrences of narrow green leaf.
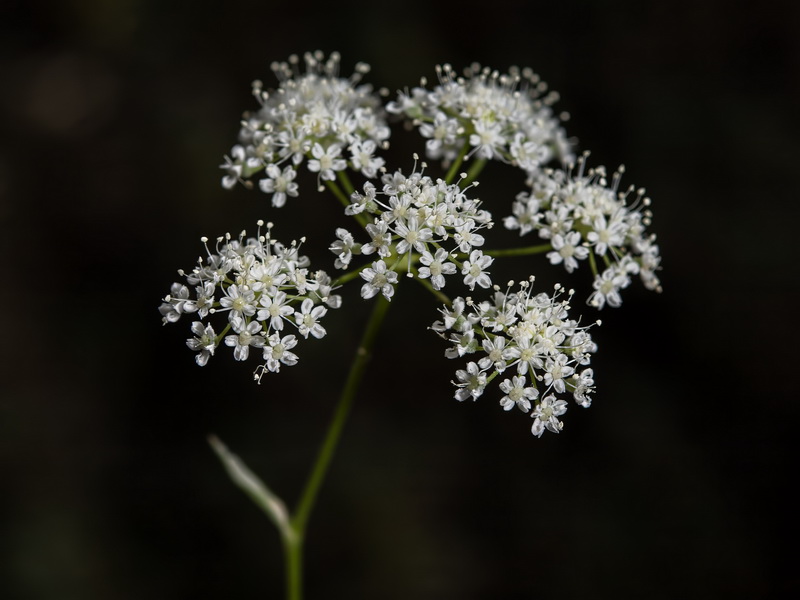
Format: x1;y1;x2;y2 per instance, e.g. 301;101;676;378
208;435;294;541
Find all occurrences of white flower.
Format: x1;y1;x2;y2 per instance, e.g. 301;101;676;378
531;395;568;437
219;284;258;321
345;181;376;216
360;260;398;300
224;317;265;361
295;298;328;339
469;119;504;159
249;260;287;295
307;142;346;183
348;139;385;178
159;283;196;324
586;214;626;256
588;266;629;309
393;216;432;255
453;361;487;402
478;335;514;373
361;220;392;257
461;250;493;290
263;333;299;373
506;336;542;375
498;376;539;412
547;231;588;273
418;248;457;290
256;291;294;331
258;164;299;207
572;369;595;408
453;220;485;253
186;321;217;366
503;191;542;237
419;111;460;159
543;354;575;394
330;228;356;269
193;282;216;319
220;145;245;189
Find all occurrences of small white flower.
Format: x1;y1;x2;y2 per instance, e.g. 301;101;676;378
159;283;196;324
531;395;568;437
361;220;392;258
394;216;433;255
345;182;376;216
461;249;493;290
543;354;575;394
469;119;504;159
572;369;595;408
453;361;487;402
454;220;485;253
193;282;216;319
348;139;384;178
307;143;346;183
548;231;589;273
586;214;626;256
588;266;629;309
256;291;294;331
478;335;514;373
418;248;457;290
186;321;217;366
219;284;258;321
498;376;539;412
295;298;328;339
330;228;356;269
258;164;299;207
263;333;299;373
360;260;398;301
224;317;264;361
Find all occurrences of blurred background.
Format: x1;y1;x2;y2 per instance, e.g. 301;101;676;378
2;0;798;598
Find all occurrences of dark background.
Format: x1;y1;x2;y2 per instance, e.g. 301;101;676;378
2;1;798;598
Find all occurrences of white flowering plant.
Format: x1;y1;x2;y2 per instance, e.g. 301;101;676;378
159;50;661;599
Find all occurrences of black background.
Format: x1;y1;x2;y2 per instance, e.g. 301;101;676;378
2;1;798;598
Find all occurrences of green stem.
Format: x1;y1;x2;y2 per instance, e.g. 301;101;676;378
462;157;487;186
337;170;356;196
412;271;452;306
481;243;553;258
588;247;599;277
326;179;369;229
283;535;303;600
286;294;392;597
445;141;470;184
325;179;351;210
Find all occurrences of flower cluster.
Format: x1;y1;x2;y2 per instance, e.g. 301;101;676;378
330;162;496;300
221;51;390;205
158;222;340;380
388;63;572;175
160;51;662;437
432;279;598;436
504;153;662;308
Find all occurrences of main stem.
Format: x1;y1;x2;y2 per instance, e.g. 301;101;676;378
283;294;392;600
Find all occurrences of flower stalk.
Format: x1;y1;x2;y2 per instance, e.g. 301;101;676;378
210;294;391;600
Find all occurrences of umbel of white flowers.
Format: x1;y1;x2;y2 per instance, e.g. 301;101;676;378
160;51;661;436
